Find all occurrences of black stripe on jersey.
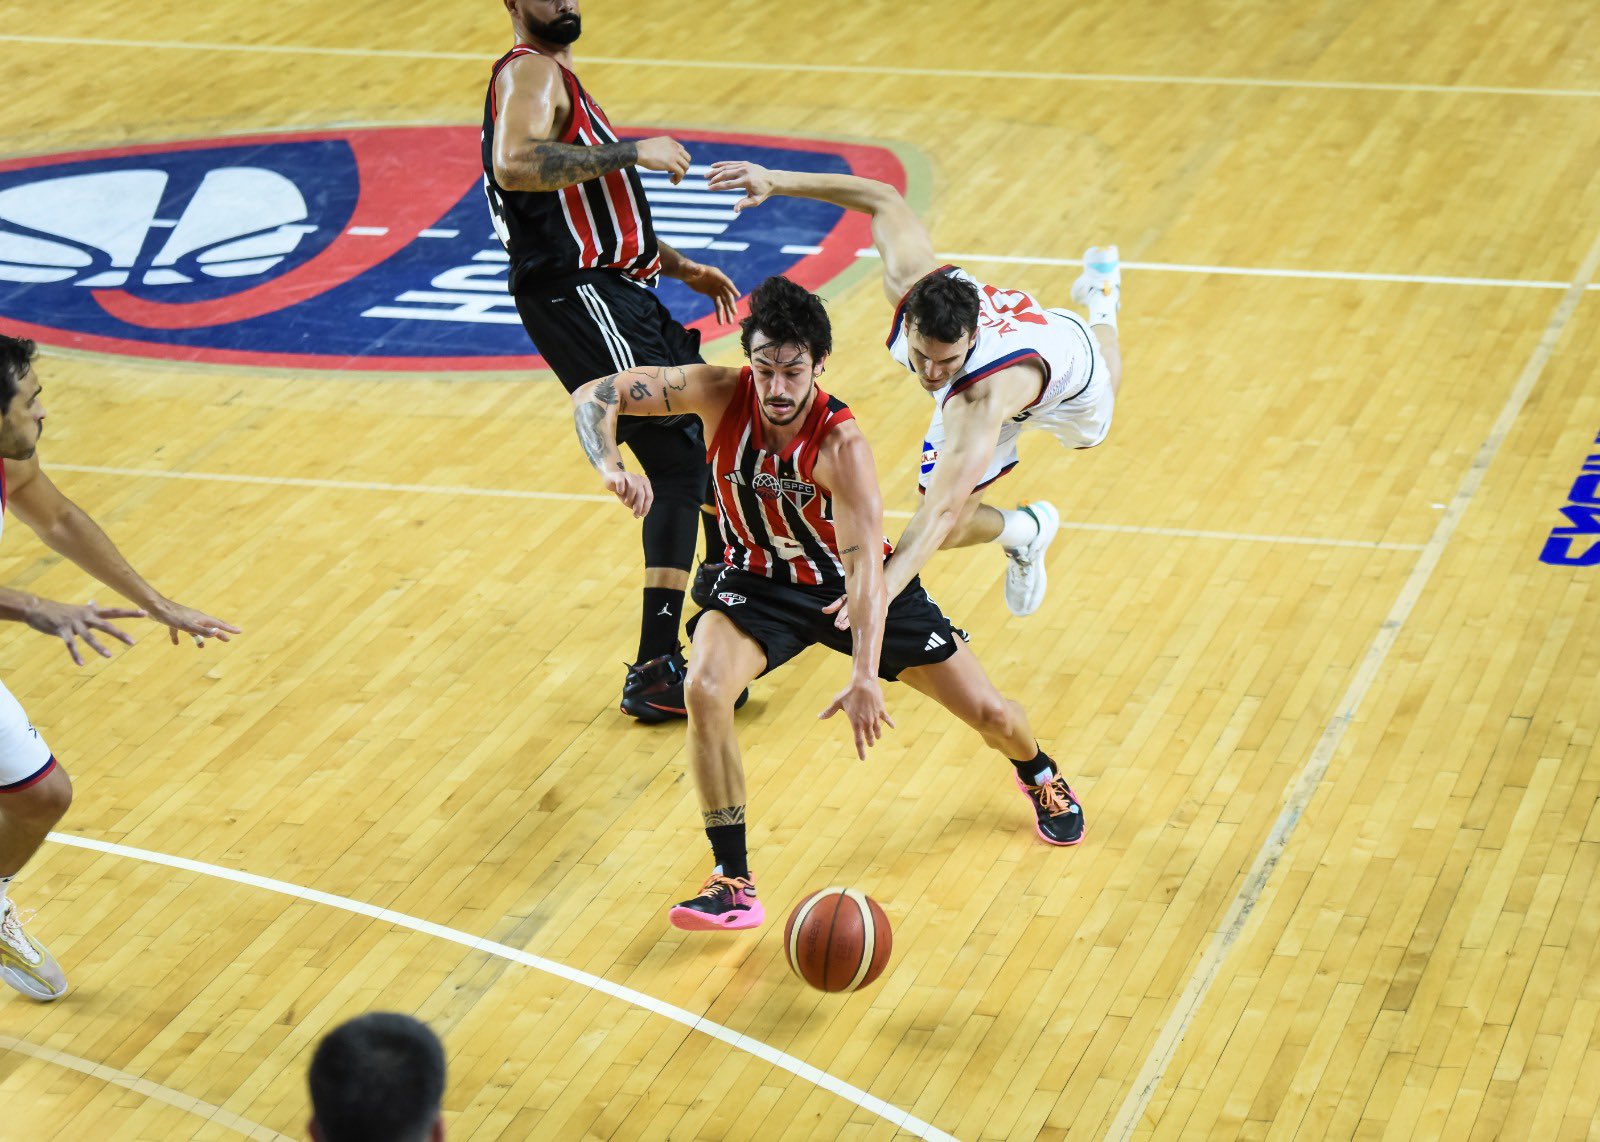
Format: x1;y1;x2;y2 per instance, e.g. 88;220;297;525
776;492;838;585
728;449;784;580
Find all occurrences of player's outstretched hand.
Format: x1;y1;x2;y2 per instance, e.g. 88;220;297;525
679;261;740;324
819;676;895;760
149;597;242;648
635;136;691;184
605;468;655;518
821;594;850;631
25;597;144;666
707;161;774;214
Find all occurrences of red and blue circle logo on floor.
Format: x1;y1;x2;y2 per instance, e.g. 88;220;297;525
0;126;904;371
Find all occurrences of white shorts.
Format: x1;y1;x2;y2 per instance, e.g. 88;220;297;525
0;680;54;793
918;312;1115;493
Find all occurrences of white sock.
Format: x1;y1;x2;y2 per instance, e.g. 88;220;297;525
0;875;11;908
1086;287;1119;329
995;507;1041;551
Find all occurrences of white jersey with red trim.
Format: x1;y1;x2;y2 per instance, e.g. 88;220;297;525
887;266;1115;492
886;266;1096;412
708;369;891;590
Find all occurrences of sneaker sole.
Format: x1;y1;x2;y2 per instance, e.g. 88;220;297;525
1014;774;1086;847
0;963;68;1001
668;904;765;932
620;700;688;723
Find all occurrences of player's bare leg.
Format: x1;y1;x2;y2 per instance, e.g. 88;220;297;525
671;612;768;931
940;492;1003;549
0;765;72;1000
900;641;1085;846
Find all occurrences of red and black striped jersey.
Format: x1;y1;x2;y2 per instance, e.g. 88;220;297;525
708;369;892;590
482;46;661;291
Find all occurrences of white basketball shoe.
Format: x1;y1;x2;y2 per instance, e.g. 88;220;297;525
0;898;68;1001
1003;501;1061;617
1071;246;1121;322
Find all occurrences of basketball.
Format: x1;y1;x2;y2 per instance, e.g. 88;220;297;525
784;887;893;993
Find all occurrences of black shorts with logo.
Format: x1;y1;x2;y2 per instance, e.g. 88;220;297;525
687;568;962;682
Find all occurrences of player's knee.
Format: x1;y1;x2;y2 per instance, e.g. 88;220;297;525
684;666;739;719
3;766;72;827
971;695;1018;741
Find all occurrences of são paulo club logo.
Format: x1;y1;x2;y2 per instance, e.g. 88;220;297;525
0;126;906;371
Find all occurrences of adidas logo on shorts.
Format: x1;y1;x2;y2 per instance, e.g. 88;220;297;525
924;632;946;651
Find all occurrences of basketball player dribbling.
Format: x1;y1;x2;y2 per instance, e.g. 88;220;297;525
485;0;742;722
706;160;1124;620
0;336;239;1001
570;278;1085;933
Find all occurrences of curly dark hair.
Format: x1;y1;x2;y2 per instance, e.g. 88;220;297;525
0;334;37;411
309;1013;446;1142
904;272;979;343
739;275;832;361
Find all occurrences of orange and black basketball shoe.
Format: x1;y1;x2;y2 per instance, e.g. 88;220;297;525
1016;771;1086;846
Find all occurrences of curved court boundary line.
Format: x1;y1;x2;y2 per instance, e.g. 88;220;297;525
43;831;960;1142
2;34;1598;99
0;1033;291;1141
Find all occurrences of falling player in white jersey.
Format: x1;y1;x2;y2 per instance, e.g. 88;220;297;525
706;160;1123;619
0;335;238;1001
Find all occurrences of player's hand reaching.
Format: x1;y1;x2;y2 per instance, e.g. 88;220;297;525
822;594;850;631
678;261;740;324
819;676;895;760
605;467;655;518
147;597;241;648
634;136;691;184
24;597;145;666
707;161;775;214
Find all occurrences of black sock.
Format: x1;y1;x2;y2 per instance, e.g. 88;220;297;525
705;823;749;880
638;588;683;662
700;507;723;565
1010;750;1055;786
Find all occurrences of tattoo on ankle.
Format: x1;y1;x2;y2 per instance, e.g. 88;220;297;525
703;805;746;827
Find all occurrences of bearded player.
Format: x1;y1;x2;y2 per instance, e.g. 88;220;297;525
571;278;1084;932
706;160;1124;620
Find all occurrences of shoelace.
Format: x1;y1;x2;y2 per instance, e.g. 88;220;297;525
0;904;42;964
695;875;751;900
1032;776;1077;817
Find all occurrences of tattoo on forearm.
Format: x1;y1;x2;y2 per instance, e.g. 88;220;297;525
664;366;689;392
703;805;746;827
574;377;619;471
629;379;651;401
526;140;638;191
840;544;860;556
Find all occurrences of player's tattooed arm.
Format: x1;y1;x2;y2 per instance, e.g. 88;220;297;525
574;376;622;473
511;139;639;192
703;805;746;827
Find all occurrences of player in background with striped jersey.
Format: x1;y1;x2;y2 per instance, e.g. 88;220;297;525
486;0;741;722
571;278;1084;933
706;160;1124;620
0;336;239;1001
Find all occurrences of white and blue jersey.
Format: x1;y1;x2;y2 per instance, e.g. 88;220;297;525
887;266;1113;492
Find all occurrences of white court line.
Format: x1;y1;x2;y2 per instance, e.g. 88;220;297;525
47;465;1422;551
1;34;1598;99
0;1033;291;1141
1106;230;1600;1137
44;832;959;1142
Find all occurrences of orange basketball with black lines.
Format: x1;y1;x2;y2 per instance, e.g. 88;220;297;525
784;887;892;993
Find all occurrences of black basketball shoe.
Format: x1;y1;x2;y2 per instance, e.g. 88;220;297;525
621;646;748;723
621;649;689;723
690;561;729;610
1015;770;1085;846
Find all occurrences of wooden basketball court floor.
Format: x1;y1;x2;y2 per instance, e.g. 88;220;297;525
2;1;1599;1138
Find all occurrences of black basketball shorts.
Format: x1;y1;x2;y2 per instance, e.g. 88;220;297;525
687;568;962;682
